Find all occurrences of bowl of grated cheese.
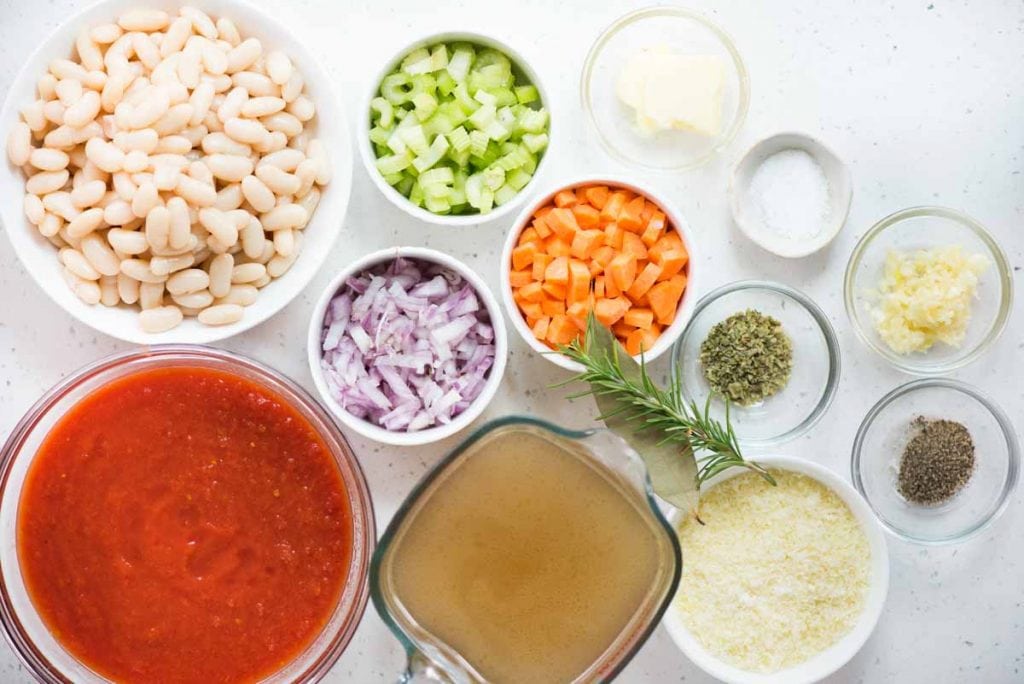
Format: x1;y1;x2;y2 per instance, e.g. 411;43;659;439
663;455;889;684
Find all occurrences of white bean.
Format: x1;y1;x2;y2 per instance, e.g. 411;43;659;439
90;23;123;45
151;254;195;276
259;148;304;172
306;139;331;185
139;281;165;309
295;158;317;198
30;148;69;171
55;79;83;106
49;59;89;83
286;96;315;122
165;196;191;250
100;68;133;113
216;17;241;46
43;191;78;221
122;149;148;173
231;262;266;283
175;174;217;207
281;70;303;103
131;182;161;218
261;111;302;138
201;43;228;75
60;247;100;280
217;86;248;123
43;99;66;125
63;268;102;304
231;71;275;97
71;179;106;208
167;268;210;295
26;170;69;195
241;174;275;212
7;122;32;167
273;228;295;257
208;253;234;297
24;194;45;224
255;164;300;195
180;6;217;39
188;81;215;126
214;184;243;211
107;228;148;255
224;117;268;145
65;207;104;238
215;284;258;307
121;259;166;283
226;38;261;74
173;290;214;309
205;153;252;182
198;207;238;245
129;88;170;129
140;305;182;332
117;272;140;303
85;138;124;173
80;233;120;276
21;100;47;132
132;33;161;71
198;304;243;326
145;205;171;250
177;49;201;89
98;275;120;306
188;159;214;185
161;16;192;57
261;203;308;231
265;51;292;86
240;216;265;259
114;128;159;153
201;131;250;156
118;9;169;32
153;164;181;191
296;186;320;220
242;96;284;118
111;172;137;201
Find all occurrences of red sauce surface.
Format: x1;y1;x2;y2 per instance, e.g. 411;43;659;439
17;366;354;684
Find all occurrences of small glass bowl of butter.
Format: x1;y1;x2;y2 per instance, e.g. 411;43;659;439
581;6;750;171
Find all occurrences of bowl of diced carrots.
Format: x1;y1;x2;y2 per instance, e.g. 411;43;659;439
501;177;696;371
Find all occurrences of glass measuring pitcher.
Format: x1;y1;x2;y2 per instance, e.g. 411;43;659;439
370;416;682;683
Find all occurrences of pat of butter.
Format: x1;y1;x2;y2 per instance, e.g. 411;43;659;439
616;48;726;137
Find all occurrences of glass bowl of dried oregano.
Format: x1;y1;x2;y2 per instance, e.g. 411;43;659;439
851;378;1019;544
670;280;841;447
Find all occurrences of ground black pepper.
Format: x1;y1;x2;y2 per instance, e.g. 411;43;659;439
897;416;975;505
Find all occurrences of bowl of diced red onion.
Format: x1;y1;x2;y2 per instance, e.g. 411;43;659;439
307;247;507;446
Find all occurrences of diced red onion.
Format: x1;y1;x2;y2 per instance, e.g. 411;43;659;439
320;257;496;433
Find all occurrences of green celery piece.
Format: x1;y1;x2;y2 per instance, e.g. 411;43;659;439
478;188;494;213
494;183;517;206
473;89;497;107
370;97;394;127
446;45;475;82
413;92;438;121
382;171;404;186
448;126;471;153
465;173;484;206
419;166;454;186
514;84;538;105
450;170;467;205
409;74;437;100
408;180;425;206
381;73;414;105
496;105;516;129
469;63;512;91
522;133;548;154
483;120;510;142
375;153;412;176
452;83;480;114
467;103;496;130
506;167;532;191
447;147;471;168
468;129;489;157
516;107;549;134
398;125;430;156
491;88;517;107
424;194;451;213
368;125;391;146
400;47;431;74
429;44;449;71
436;70;456;96
473;48;512;72
495;145;529;171
373;143;389;158
481;164;505;190
412;134;450;173
521;155;537;174
469;140;501;169
385;129;408;155
396;175;415;196
423;181;452;199
394;107;408;121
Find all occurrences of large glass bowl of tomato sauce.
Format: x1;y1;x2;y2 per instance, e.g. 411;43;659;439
0;346;376;683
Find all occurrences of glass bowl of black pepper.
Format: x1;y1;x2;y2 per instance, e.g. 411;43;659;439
670;280;841;447
851;379;1020;544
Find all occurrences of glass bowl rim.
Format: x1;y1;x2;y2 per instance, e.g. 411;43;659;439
849;377;1021;545
670;279;842;447
842;205;1014;376
368;414;682;683
579;4;751;172
0;344;377;682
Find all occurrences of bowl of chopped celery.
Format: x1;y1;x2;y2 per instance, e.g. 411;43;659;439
844;206;1013;375
360;33;552;225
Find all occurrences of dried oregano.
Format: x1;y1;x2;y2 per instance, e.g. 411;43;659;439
699;309;793;406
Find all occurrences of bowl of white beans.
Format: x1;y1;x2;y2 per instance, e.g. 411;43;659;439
0;1;351;343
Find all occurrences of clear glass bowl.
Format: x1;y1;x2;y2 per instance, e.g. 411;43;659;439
844;206;1013;375
671;281;841;447
0;346;376;683
370;416;681;683
580;5;750;171
851;379;1019;545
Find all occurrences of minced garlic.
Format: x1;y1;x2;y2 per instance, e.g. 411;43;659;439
870;245;988;355
675;470;870;674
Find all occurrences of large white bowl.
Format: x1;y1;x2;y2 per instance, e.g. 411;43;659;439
358;30;552;227
664;455;890;684
0;0;353;345
307;247;508;447
500;175;699;373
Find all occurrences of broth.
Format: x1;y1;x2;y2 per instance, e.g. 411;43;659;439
384;428;663;683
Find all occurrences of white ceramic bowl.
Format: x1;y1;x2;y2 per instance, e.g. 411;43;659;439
730;132;852;258
0;0;353;345
307;247;508;447
358;31;552;227
500;175;699;372
664;455;890;684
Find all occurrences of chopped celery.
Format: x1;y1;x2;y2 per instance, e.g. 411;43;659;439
413;92;438;121
514;84;539;105
412;135;450;173
371;40;549;216
371;97;394;127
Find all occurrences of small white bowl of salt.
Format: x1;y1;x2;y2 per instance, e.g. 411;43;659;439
730;132;852;258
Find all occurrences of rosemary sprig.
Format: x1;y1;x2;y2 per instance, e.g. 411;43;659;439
557;313;775;497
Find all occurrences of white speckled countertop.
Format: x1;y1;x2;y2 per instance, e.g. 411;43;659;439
1;0;1022;681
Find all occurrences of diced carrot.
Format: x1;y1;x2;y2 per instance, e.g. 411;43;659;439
647;210;666;233
593;276;606;298
531;316;550;341
547;315;579;346
518;226;541;246
648;232;682;263
640;222;665;247
589;260;604;276
611;321;634;340
584;185;609;210
520;300;543;320
532;253;551;281
621;232;648;260
624;308;654;329
640;201;655;224
595;297;631;327
600;191;627;222
575;186;591;205
618;195;646;232
571;203;601;229
570;229;604;260
604;270;621;298
546;208;579;241
567;260;591;303
542;281;567;300
533;205;553;220
657;249;689;280
518;281;544;302
554;190;578;208
531;217;552;239
604;223;624;249
648;280;682;325
591;245;616;267
545;236;571;257
667;273;688;300
625;327;659;356
626;262;661;302
510;270;532;288
544;256;569;284
541;297;565;316
512;243;537;270
607;253;637;292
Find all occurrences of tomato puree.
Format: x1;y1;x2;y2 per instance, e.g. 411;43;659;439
18;366;354;683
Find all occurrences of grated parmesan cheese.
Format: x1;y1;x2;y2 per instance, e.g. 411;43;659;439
674;470;870;674
870;245;988;355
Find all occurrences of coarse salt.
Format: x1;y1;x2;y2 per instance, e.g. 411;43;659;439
748;148;831;240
